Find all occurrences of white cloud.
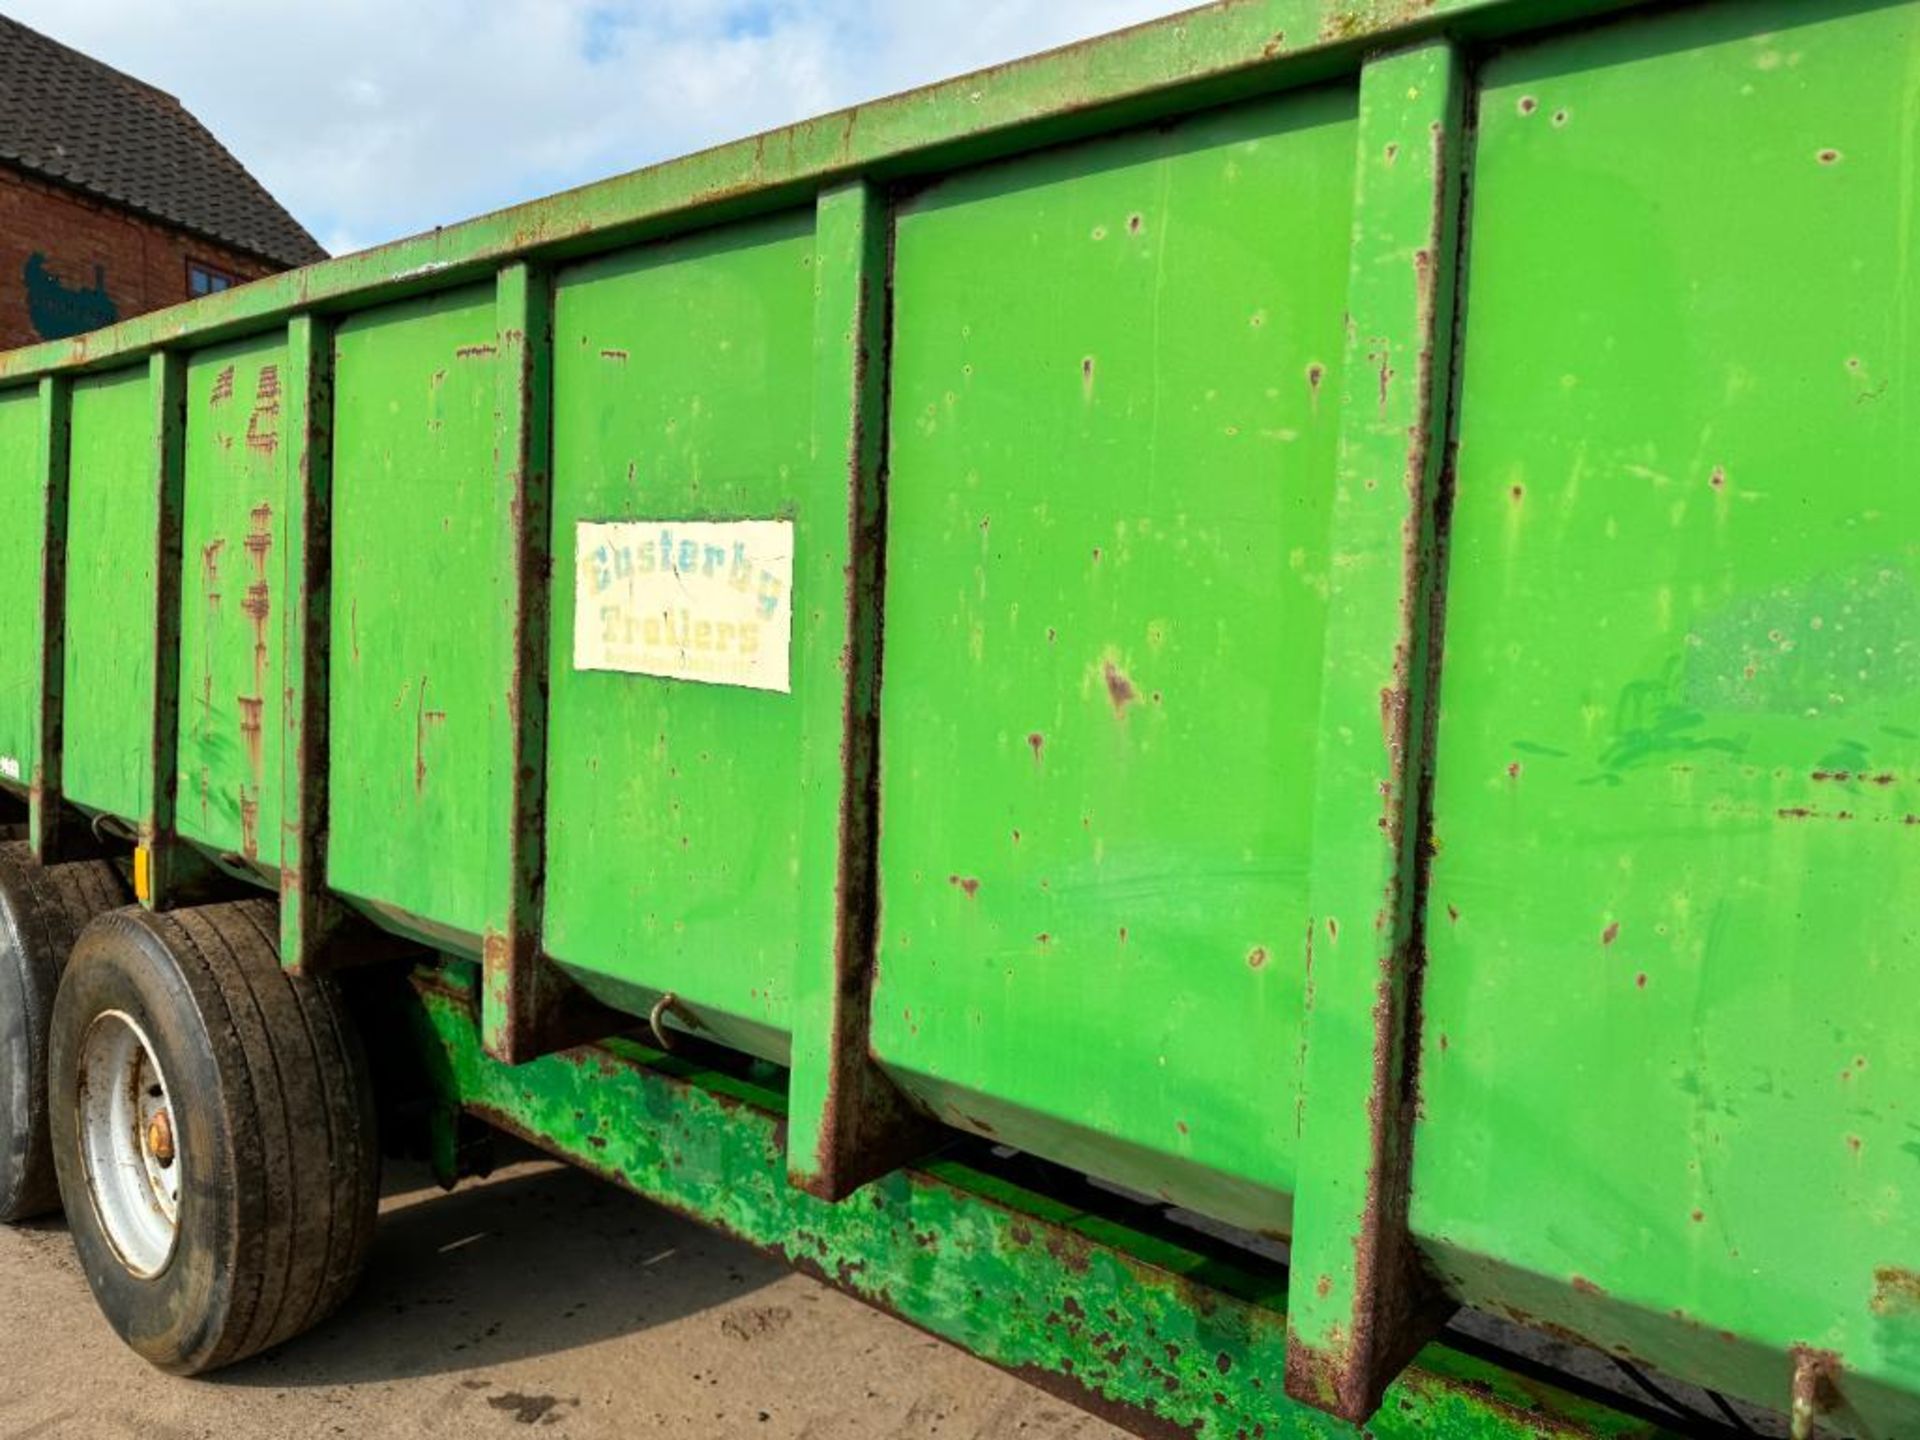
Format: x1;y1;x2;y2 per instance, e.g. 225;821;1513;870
4;0;1197;256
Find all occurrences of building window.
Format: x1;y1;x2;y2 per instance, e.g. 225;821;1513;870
187;260;238;296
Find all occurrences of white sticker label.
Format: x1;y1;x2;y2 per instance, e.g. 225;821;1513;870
0;756;17;782
574;519;795;693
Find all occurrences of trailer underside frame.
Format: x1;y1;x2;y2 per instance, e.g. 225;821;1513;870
402;961;1679;1440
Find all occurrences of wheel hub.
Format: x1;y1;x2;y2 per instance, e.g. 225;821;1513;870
145;1109;174;1168
76;1010;180;1277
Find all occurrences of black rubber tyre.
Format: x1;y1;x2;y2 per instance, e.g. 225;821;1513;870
0;841;128;1221
49;900;379;1374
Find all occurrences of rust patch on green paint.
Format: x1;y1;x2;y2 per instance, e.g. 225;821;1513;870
401;970;1667;1440
1321;0;1436;44
1872;1267;1920;1317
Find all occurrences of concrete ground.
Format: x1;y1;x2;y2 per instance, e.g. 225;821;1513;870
0;1146;1128;1440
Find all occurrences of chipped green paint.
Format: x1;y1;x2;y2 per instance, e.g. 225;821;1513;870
176;335;288;867
478;258;557;1064
540;210;818;1063
60;365;155;823
1415;5;1920;1435
785;179;933;1201
276;312;342;971
0;0;1913;1431
0;387;46;799
23;375;69;863
872;77;1357;1242
138;347;193;907
325;285;499;946
1286;40;1464;1421
407;965;1674;1440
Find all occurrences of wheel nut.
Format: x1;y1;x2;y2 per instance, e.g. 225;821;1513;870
146;1110;174;1169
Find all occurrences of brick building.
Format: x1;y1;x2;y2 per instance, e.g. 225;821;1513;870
0;13;324;351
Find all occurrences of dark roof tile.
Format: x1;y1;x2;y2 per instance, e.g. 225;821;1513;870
0;13;325;267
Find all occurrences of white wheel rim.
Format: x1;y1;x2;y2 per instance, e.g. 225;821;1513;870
76;1010;180;1277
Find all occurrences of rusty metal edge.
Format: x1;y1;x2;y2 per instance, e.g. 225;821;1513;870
139;351;189;907
478;262;628;1060
403;966;1686;1440
278;312;345;971
27;376;70;863
1283;37;1470;1423
0;0;1663;387
787;179;943;1201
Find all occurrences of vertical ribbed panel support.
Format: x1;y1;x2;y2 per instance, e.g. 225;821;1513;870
138;350;190;907
1286;39;1469;1423
481;262;623;1061
280;313;345;971
27;375;71;865
787;179;939;1201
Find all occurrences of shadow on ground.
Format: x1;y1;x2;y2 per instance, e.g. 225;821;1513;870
216;1143;785;1388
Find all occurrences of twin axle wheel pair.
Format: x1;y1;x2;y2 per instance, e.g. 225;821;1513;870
0;843;380;1374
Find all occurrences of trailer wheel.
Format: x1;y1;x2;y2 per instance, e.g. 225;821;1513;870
49;900;378;1374
0;841;128;1221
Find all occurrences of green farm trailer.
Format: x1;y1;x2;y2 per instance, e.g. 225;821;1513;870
0;1;1913;1435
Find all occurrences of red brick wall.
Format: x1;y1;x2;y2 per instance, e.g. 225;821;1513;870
0;162;289;352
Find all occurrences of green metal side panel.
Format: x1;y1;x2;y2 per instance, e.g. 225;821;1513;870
327;287;499;944
61;366;153;822
872;89;1357;1233
0;389;42;795
1;0;1913;1428
1416;2;1919;1431
542;214;818;1063
175;336;288;865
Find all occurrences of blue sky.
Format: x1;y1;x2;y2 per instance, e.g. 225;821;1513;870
5;1;1197;257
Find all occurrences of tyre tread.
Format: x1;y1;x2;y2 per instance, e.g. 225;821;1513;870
54;899;377;1372
0;843;128;1221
